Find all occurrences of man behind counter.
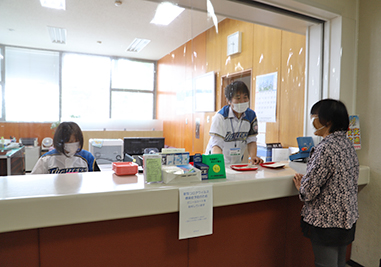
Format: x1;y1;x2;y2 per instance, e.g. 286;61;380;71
205;81;263;165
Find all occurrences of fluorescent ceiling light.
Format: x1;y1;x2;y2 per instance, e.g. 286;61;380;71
40;0;66;10
126;38;151;53
47;26;67;44
150;2;185;26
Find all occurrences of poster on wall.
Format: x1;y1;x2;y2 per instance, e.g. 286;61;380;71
254;72;278;123
347;115;361;150
194;71;215;112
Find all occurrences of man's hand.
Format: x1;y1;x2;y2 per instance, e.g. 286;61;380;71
249;156;263;165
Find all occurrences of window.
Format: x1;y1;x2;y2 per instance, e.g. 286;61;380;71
1;49;157;122
61;53;111;120
111;59;155;120
4;47;60;122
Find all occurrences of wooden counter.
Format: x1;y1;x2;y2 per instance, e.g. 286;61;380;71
0;163;370;267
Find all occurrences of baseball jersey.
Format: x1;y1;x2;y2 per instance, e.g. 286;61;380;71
205;105;258;164
31;149;100;174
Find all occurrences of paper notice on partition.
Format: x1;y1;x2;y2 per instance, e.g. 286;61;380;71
179;185;213;239
255;72;278;122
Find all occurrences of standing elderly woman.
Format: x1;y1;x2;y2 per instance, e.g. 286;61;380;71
293;99;359;267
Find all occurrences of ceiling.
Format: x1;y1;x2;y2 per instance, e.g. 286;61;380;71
0;0;224;61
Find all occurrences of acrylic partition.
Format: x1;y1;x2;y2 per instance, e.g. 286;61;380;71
0;0;323;155
153;0;319;154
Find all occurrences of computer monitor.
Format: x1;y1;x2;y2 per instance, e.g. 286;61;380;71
124;137;165;156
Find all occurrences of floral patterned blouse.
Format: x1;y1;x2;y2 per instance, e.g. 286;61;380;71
299;131;359;229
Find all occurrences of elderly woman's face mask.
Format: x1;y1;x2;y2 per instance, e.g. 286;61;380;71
311;117;325;132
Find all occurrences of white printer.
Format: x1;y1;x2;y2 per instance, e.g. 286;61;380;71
89;139;123;165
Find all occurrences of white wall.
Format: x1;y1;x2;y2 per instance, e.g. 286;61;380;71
351;0;381;265
228;0;380;265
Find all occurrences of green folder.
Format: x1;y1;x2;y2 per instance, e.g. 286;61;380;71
202;154;226;179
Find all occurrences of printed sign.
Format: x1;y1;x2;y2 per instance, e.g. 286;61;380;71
179;185;213;239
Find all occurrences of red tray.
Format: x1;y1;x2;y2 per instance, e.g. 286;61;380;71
112;162;138;175
230;164;258;171
259;162;286;169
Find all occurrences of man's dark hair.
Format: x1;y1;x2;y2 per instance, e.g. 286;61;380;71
224;81;250;102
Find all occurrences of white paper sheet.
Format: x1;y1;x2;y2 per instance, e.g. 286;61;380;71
179;185;213;239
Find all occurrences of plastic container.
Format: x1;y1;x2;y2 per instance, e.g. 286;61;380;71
112;162;138;176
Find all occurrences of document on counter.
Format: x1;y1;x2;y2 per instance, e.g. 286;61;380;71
179;185;213;239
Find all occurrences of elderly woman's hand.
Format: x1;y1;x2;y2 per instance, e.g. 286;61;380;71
293;173;303;191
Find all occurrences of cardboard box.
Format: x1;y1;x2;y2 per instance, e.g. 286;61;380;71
162;165;201;184
194;162;209;180
257;143;282;162
161;152;190;165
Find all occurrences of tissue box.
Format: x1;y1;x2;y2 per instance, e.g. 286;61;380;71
162;165;201;184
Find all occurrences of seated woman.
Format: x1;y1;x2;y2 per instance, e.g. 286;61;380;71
32;122;100;174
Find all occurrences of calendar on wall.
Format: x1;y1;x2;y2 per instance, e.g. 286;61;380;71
255;72;278;123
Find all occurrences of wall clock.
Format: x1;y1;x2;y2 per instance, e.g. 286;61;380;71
227;31;242;56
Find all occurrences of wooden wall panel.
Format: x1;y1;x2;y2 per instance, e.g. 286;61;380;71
218;19;254;75
184;35;203;153
157;44;187;150
252;25;282;144
279;31;305;148
206;22;222;110
157;32;207;153
206;19;254;111
0;123;53;143
0;229;39;267
0;196;351;266
0;123;162;152
203;112;216;153
39;213;188;267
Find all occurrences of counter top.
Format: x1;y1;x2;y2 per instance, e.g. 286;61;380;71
0;163;370;233
0;145;24;159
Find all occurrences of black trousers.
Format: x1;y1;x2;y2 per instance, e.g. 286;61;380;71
311;241;347;267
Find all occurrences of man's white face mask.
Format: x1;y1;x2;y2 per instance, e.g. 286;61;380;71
64;142;80;157
232;101;249;114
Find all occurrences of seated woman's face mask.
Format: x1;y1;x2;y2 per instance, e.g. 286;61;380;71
64;142;80;157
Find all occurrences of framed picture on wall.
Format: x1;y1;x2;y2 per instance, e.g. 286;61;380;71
194;71;215;112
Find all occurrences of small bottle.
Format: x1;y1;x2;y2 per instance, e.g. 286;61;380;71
0;137;4;150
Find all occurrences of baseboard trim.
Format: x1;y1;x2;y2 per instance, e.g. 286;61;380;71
347;260;365;267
